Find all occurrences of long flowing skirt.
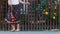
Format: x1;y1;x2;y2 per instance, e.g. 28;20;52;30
5;5;20;23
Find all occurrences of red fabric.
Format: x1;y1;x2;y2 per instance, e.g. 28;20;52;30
11;15;15;23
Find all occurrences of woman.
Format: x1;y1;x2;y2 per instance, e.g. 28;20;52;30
5;0;30;32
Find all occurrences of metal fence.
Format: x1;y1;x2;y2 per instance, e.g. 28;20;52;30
0;0;60;31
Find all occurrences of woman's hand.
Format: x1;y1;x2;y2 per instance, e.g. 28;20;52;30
26;2;30;5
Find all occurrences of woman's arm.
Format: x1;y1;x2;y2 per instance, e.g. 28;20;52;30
8;0;12;5
19;0;30;5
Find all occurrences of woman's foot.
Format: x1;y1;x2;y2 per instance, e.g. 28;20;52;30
10;24;15;32
10;28;15;32
15;24;20;32
15;29;20;32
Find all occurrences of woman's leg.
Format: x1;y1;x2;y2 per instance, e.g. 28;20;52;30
12;5;20;31
10;23;15;31
10;13;15;31
15;21;20;31
15;23;20;31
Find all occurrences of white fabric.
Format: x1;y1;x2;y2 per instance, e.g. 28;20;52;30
11;0;19;5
